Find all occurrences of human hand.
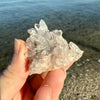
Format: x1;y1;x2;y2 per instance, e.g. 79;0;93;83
0;39;73;100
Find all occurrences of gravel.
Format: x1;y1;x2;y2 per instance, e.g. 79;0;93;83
59;53;100;100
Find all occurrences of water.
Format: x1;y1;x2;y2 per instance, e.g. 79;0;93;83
0;0;100;71
0;0;100;24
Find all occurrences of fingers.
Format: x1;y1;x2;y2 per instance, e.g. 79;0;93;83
37;62;73;100
8;39;29;79
0;39;29;100
35;85;51;100
13;82;34;100
12;39;29;73
41;69;66;100
21;82;34;100
28;74;43;94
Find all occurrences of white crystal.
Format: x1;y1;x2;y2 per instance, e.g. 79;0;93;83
26;19;84;75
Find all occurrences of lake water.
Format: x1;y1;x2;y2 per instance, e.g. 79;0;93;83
0;0;100;24
0;0;100;71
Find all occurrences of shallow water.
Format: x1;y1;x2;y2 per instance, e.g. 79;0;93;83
0;0;100;71
0;0;100;24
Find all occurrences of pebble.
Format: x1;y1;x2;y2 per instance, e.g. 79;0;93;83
72;75;76;78
80;73;83;77
86;69;89;72
82;61;85;64
77;63;82;66
98;59;100;63
86;59;90;62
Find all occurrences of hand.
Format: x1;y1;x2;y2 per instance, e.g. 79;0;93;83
0;39;73;100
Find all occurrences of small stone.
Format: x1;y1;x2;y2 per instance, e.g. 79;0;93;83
77;63;82;66
82;61;85;64
86;69;89;72
86;59;90;62
80;73;83;77
98;59;100;63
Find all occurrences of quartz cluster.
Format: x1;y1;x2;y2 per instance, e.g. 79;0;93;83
26;20;83;75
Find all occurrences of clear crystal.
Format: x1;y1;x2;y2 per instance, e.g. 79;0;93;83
26;19;84;75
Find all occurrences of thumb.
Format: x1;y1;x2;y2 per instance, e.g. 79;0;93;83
0;39;29;100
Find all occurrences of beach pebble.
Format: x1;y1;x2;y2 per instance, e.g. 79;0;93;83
86;59;90;62
98;59;100;63
77;63;82;66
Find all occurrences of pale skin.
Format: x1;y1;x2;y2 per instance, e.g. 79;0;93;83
0;39;73;100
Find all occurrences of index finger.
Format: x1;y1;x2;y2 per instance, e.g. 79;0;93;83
35;62;73;100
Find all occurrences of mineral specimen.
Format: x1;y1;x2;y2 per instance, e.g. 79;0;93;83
26;19;83;75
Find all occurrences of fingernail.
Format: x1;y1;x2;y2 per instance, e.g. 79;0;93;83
41;72;48;79
60;68;67;80
14;38;20;54
36;85;51;100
